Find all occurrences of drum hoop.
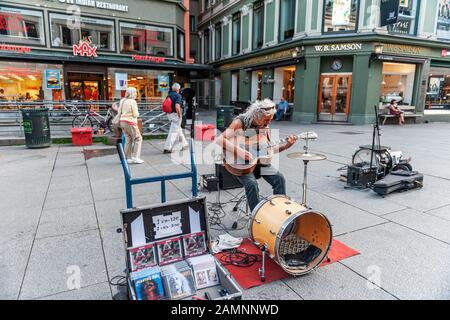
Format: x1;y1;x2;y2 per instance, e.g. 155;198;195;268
248;195;292;242
275;211;334;276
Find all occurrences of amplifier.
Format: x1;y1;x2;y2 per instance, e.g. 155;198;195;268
215;164;243;190
200;174;219;192
347;164;377;188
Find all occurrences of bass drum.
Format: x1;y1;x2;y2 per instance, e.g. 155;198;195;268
249;195;333;276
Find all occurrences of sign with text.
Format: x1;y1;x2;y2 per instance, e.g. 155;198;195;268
0;44;31;54
314;43;363;52
152;211;182;239
115;73;128;90
55;0;128;12
158;75;170;92
72;39;97;57
131;55;166;63
380;0;399;27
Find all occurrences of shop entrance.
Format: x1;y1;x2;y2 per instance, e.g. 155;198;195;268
318;74;352;122
67;72;104;100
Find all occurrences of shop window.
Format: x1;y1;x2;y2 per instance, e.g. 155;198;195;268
204;29;210;63
178;30;185;60
0;61;64;104
323;0;358;33
251;70;263;101
279;0;296;41
50;13;115;51
232;13;241;56
108;68;173;102
215;23;222;60
273;66;295;103
436;0;450;40
426;68;450;110
387;0;419;35
0;6;45;46
120;22;173;56
380;62;416;106
253;0;264;49
190;15;196;33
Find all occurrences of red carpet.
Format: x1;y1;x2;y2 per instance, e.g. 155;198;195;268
215;239;359;289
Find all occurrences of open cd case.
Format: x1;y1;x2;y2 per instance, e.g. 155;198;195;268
121;197;242;300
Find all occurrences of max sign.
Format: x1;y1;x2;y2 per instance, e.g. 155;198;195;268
72;38;98;58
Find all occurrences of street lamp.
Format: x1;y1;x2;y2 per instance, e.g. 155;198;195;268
369;43;384;67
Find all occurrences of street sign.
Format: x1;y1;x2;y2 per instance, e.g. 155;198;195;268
380;0;399;27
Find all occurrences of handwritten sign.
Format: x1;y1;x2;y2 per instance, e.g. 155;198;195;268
153;211;182;239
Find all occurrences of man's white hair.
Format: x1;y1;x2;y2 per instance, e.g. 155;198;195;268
172;83;181;91
242;99;275;121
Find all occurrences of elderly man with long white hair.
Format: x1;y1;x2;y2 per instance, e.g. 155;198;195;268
216;99;298;212
119;87;144;164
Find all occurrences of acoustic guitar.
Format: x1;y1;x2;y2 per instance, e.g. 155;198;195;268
223;130;306;176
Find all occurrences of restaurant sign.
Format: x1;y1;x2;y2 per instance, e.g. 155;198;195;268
56;0;129;12
72;38;97;57
132;55;166;63
0;44;31;54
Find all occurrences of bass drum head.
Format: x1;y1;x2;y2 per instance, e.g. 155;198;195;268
275;210;332;276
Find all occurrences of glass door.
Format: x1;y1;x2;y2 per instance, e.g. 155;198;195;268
318;74;352;122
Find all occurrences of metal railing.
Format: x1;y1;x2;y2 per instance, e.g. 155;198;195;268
0;100;170;137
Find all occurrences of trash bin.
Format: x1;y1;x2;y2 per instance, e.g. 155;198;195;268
216;105;234;132
21;108;51;148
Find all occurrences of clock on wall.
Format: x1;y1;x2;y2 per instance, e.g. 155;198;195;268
331;59;343;71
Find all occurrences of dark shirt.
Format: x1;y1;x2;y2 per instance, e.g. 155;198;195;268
168;91;182;113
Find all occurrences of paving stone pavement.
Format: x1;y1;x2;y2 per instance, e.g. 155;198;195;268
1;120;450;300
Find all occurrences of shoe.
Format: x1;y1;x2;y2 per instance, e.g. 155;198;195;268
163;149;172;154
182;144;189;150
132;157;144;164
127;159;135;164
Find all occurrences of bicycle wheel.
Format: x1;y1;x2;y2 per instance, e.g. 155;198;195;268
352;148;379;167
72;115;92;128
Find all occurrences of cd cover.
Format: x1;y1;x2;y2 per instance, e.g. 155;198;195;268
133;267;165;300
182;232;207;258
163;267;196;300
157;237;183;265
128;243;157;271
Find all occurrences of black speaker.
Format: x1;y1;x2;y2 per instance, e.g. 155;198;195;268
215;164;243;190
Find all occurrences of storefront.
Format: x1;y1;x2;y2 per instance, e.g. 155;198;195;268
426;67;450;110
0;1;208;108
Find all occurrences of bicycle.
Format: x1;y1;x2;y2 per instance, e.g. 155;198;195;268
72;107;113;134
49;102;81;121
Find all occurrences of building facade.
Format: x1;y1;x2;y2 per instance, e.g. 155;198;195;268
197;0;450;124
0;0;209;105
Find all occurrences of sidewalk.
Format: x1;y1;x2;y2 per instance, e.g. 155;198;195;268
1;121;450;300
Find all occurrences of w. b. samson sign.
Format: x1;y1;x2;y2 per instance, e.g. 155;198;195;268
380;0;399;27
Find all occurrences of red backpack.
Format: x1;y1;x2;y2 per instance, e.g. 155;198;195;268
162;96;173;113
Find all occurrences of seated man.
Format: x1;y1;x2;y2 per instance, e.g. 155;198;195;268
216;99;298;212
275;97;289;121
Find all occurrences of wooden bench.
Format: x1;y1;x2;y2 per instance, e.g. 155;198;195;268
378;104;423;125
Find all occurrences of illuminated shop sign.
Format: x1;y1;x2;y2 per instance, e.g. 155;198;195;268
73;38;98;57
56;0;129;12
0;44;31;54
132;55;166;63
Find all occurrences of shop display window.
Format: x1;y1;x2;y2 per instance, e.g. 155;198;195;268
120;22;173;57
387;0;419;35
107;68;173;103
0;61;64;105
323;0;358;33
426;68;450;109
50;13;115;51
273;66;295;104
380;62;416;106
0;6;45;46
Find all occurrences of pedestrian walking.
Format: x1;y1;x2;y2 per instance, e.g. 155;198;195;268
163;83;188;153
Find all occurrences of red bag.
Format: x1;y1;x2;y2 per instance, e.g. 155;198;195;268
162;96;173;113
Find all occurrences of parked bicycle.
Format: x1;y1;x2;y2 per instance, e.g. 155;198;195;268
72;106;113;134
49;102;81;121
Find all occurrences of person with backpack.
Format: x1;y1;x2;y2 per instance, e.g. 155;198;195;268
163;83;188;153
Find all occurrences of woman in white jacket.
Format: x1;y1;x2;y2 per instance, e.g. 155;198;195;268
119;87;144;164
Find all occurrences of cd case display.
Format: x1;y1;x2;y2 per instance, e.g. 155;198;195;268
161;261;196;300
131;266;165;300
182;231;207;258
157;236;183;265
128;243;157;271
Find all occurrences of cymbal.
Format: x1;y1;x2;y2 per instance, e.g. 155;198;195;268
287;152;327;161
